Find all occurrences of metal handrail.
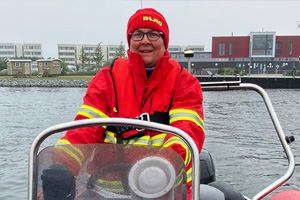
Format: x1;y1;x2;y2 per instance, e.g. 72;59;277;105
28;81;295;200
200;81;295;200
28;118;201;200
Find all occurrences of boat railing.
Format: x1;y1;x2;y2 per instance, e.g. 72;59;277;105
201;81;295;200
28;81;295;200
28;118;200;200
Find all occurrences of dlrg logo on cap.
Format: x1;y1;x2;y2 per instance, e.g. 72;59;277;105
143;16;162;26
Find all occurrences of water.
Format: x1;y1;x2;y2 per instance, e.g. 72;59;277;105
0;87;299;199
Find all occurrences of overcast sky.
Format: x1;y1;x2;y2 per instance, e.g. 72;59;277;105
1;0;299;58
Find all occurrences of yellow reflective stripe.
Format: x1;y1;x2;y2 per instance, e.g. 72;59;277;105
170;116;203;128
187;167;192;183
163;137;191;165
81;105;109;118
97;179;122;185
174;169;185;188
58;139;71;145
150;133;167;146
170;109;203;124
151;133;167;141
77;111;95;119
169;109;204;132
53;145;82;167
104;130;116;144
57;139;84;160
133;135;150;145
87;174;124;192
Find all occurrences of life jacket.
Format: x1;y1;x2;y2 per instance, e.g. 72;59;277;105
105;57;183;144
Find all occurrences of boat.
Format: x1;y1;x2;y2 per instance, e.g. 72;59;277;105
28;81;299;200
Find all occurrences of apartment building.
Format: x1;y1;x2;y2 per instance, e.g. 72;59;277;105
21;43;42;58
0;43;42;60
0;43;16;60
58;44;123;65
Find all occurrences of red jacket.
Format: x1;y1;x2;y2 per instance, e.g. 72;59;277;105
55;50;205;199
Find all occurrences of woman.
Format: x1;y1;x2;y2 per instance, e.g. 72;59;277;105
46;8;205;200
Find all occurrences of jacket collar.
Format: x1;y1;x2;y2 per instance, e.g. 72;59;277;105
126;49;171;81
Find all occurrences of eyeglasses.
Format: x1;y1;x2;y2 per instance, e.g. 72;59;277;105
129;31;163;41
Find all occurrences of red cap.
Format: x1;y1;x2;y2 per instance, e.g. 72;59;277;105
127;8;169;49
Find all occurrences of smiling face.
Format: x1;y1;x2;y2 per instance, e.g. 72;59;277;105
129;28;166;68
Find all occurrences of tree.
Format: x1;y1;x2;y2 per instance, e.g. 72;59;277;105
60;61;69;75
78;47;87;71
115;41;126;58
102;60;113;67
93;43;104;71
0;60;7;71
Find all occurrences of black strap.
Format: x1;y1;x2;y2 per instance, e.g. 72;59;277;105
109;58;119;113
106;111;169;141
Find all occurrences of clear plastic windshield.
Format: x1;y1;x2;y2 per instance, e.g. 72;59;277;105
37;143;187;200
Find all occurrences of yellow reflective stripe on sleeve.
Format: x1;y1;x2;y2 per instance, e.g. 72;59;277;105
53;145;83;167
163;137;191;166
77;111;95;119
80;105;109;118
57;139;84;161
187;167;192;183
169;108;204;132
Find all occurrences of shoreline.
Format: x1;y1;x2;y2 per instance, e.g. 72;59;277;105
0;79;90;87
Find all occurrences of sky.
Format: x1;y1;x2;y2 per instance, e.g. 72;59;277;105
1;0;300;58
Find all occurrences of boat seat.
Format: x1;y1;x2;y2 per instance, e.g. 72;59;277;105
200;184;225;200
208;181;244;200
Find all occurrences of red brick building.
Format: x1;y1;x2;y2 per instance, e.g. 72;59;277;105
211;32;300;74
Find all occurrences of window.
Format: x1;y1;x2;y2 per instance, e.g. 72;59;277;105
83;47;96;51
289;42;293;55
229;43;232;56
109;47;117;51
219;43;225;56
0;45;14;49
60;47;75;50
252;34;274;56
16;62;20;67
275;42;282;55
59;52;75;56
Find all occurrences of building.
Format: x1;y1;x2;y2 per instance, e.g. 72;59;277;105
0;43;16;60
20;43;43;58
6;59;32;77
211;32;300;74
0;43;42;60
58;44;124;65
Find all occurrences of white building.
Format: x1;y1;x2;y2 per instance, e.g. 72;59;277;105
0;43;42;60
58;44;124;65
21;43;43;58
0;43;16;60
